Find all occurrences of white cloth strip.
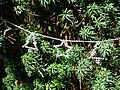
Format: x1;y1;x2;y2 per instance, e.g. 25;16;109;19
4;20;120;43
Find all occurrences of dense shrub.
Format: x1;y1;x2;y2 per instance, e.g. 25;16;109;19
0;0;120;90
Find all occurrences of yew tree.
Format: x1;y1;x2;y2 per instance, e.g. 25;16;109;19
0;0;120;90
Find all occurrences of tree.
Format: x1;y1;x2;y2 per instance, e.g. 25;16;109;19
0;0;120;90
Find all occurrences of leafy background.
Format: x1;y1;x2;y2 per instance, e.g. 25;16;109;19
0;0;120;90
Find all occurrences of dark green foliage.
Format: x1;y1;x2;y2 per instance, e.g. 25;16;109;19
91;67;115;90
0;32;4;48
0;0;120;90
98;41;114;57
79;24;97;40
